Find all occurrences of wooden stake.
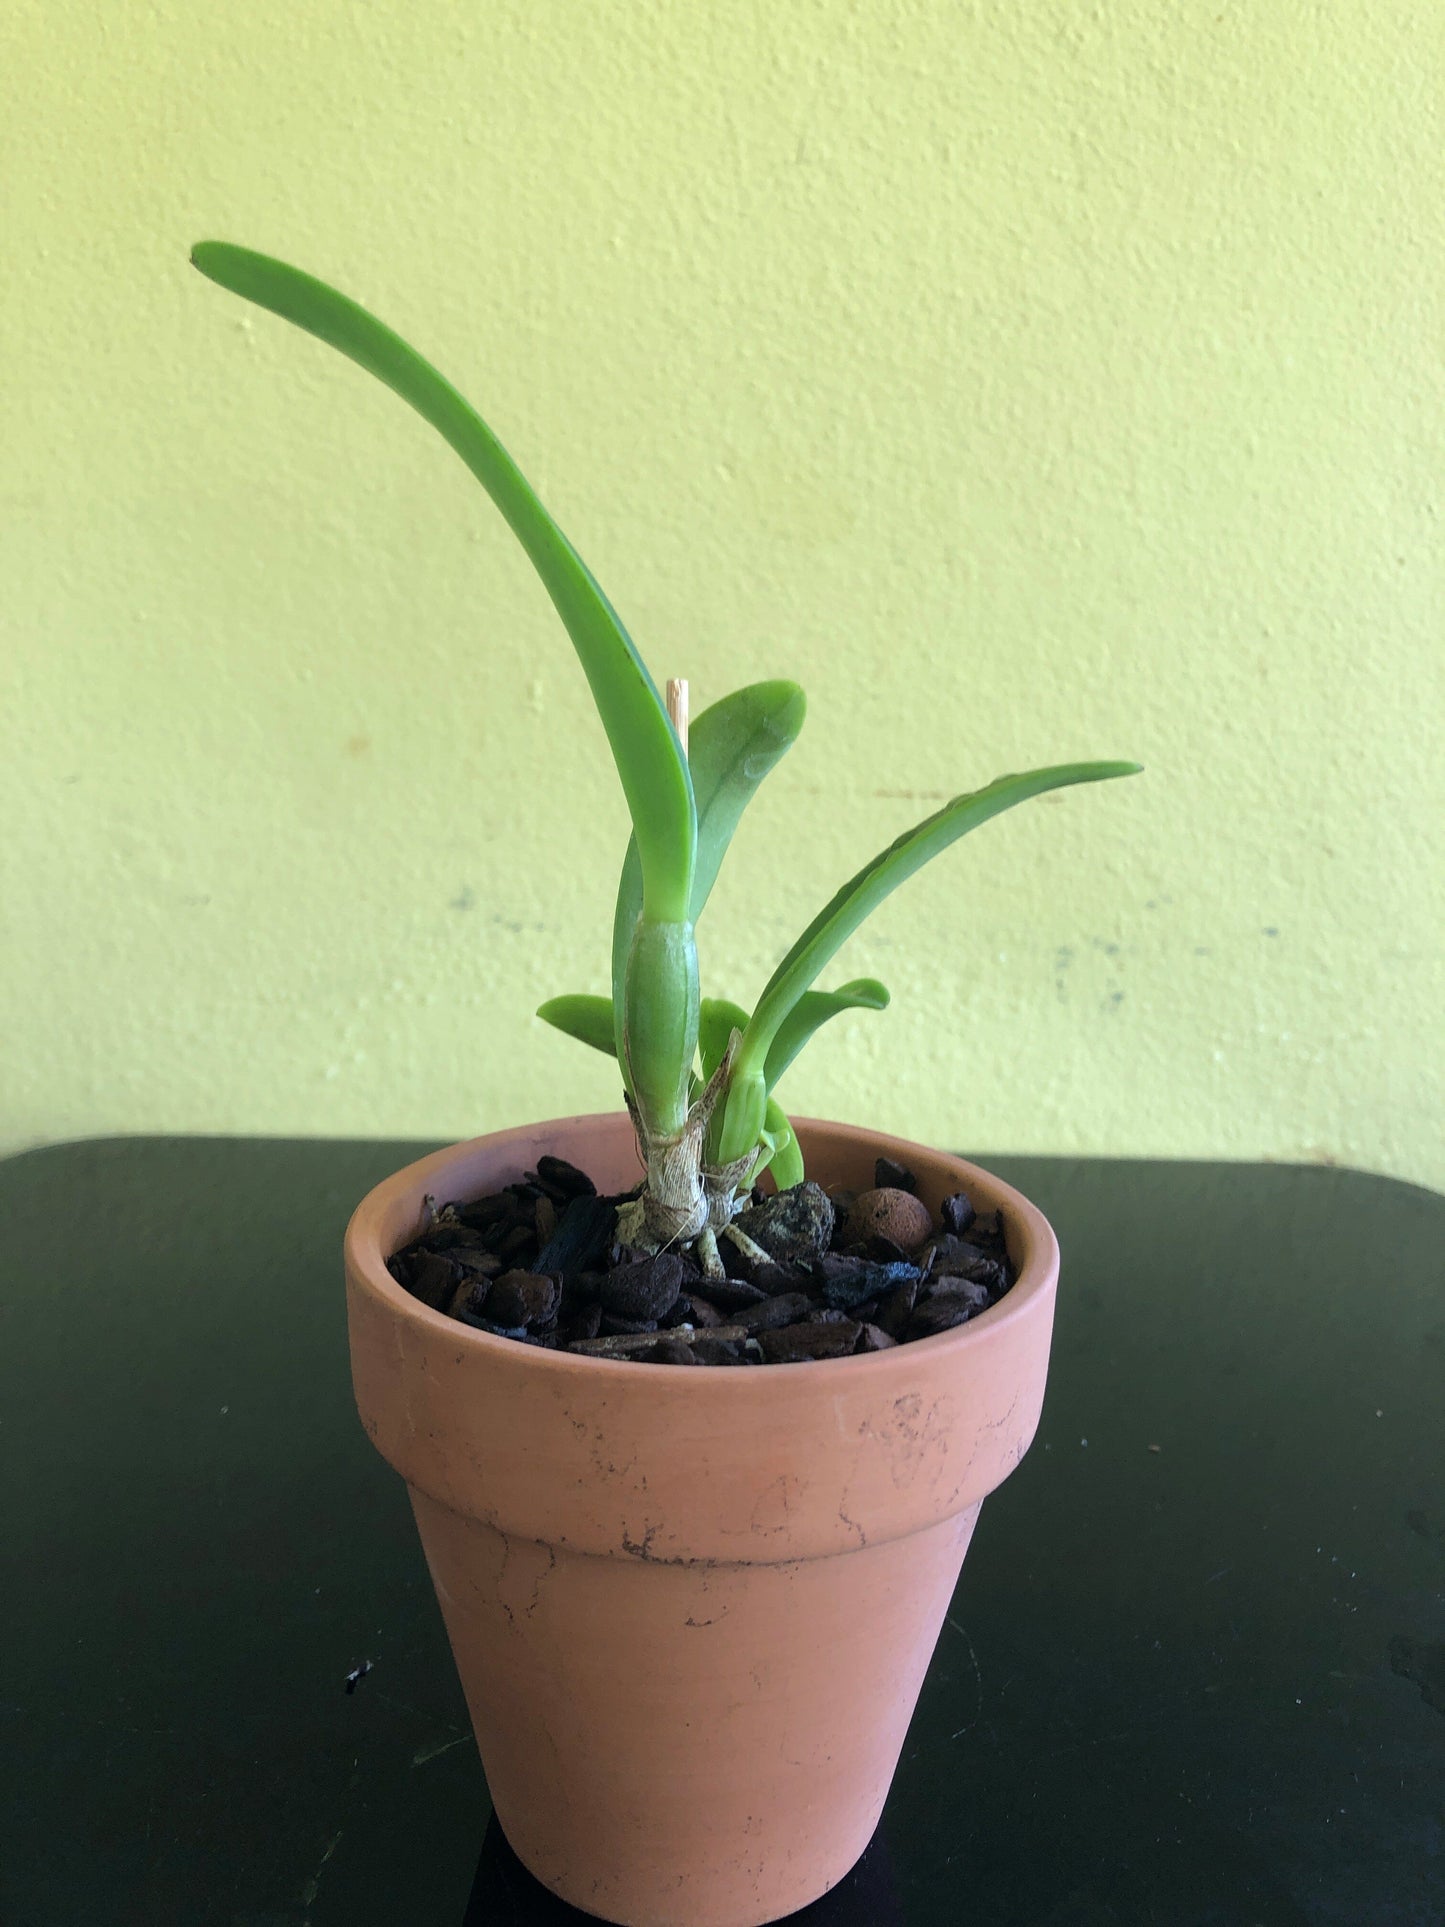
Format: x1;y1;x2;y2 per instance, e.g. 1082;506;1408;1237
666;678;689;760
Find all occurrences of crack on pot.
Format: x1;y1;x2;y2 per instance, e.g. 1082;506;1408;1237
611;1537;737;1570
496;1537;518;1631
526;1546;558;1619
837;1487;868;1549
495;1535;560;1623
961;1390;1024;1480
857;1393;951;1491
620;1522;662;1561
750;1473;801;1536
980;1390;1021;1437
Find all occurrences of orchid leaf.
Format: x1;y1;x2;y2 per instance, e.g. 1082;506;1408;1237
610;681;805;1040
730;762;1143;1102
763;1097;804;1189
764;977;890;1090
698;997;750;1084
542;992;705;1106
190;241;695;924
537;994;618;1060
684;682;805;923
701;978;889;1098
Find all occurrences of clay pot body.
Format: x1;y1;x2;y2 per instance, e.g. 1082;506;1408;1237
345;1114;1060;1927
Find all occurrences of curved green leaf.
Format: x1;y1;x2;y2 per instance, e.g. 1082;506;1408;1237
701;980;891;1092
684;682;805;922
698;997;750;1083
190;241;695;922
762;1097;804;1189
610;680;805;1042
537;994;618;1060
542;991;706;1107
718;761;1142;1154
764;977;890;1090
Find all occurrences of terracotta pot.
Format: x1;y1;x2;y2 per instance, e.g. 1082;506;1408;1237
345;1114;1060;1927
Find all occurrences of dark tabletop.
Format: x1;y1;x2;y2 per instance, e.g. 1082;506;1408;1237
2;1139;1442;1926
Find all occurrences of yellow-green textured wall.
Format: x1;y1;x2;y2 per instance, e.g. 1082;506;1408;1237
4;2;1442;1188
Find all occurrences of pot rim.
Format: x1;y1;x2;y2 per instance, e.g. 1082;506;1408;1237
345;1112;1059;1388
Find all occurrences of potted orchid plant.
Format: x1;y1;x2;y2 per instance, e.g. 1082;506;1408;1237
192;240;1139;1927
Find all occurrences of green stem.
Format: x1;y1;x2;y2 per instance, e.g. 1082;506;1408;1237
622;918;699;1139
712;1064;768;1169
